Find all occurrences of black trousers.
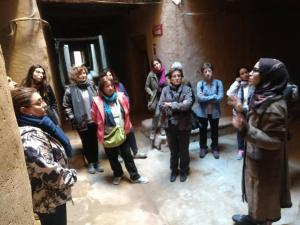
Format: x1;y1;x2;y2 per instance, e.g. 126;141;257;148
199;115;219;149
77;123;99;164
166;128;190;175
237;131;245;150
37;203;67;225
104;138;140;180
127;129;138;154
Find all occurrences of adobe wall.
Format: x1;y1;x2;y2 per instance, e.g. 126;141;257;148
127;0;300;116
0;46;34;225
0;0;54;87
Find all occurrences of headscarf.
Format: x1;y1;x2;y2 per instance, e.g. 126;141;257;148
250;58;289;109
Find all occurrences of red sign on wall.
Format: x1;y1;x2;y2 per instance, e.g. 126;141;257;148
152;24;163;37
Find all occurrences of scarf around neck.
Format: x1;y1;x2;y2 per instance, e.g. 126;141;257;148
17;115;73;158
155;66;166;92
102;92;118;127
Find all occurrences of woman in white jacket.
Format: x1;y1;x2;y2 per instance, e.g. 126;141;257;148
226;67;254;160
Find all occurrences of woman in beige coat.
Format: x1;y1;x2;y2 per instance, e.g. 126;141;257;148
228;58;292;225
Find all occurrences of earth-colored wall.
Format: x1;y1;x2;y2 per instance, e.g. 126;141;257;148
0;0;54;88
127;0;300;116
0;46;34;225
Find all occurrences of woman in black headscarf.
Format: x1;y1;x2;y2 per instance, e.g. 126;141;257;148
229;58;292;225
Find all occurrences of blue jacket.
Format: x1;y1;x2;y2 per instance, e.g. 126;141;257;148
194;79;223;119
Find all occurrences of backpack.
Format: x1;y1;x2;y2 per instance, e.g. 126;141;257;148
283;81;298;140
283;81;298;109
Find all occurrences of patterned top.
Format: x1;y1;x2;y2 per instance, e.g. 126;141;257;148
19;126;77;213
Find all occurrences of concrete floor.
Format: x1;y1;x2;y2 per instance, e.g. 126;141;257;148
66;118;300;225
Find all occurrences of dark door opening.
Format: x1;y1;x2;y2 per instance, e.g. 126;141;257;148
55;36;107;87
38;2;152;117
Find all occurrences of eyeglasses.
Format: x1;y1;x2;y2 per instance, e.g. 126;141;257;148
31;99;46;107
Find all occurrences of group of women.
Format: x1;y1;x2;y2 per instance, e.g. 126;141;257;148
146;59;224;169
9;57;292;225
10;64;149;225
146;58;292;225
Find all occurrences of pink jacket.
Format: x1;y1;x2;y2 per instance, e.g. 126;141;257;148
91;92;132;143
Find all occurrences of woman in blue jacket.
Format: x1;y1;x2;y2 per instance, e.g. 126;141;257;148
195;62;223;159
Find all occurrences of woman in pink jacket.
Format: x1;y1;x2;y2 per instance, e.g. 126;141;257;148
91;76;149;185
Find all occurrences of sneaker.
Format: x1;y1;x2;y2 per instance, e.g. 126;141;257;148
112;176;122;185
133;152;147;159
118;155;123;163
212;149;220;159
87;163;96;174
236;150;244;160
199;148;208;158
170;171;177;182
159;128;166;136
149;131;155;140
180;174;188;182
232;214;258;225
131;176;149;184
94;163;104;173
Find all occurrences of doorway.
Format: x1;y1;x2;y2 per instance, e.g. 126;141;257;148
55;35;108;87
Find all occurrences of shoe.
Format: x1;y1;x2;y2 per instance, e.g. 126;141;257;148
94;163;104;173
118;155;123;163
232;214;258;225
170;171;177;182
180;174;188;182
212;148;220;159
133;152;147;159
112;176;122;185
131;176;149;184
34;213;39;220
199;148;208;158
149;131;155;140
87;163;96;174
236;150;244;160
159;128;166;136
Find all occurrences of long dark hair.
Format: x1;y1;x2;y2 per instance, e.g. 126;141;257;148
236;66;250;78
151;58;162;71
21;64;48;97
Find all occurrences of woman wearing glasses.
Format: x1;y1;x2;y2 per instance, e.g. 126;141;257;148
158;67;193;182
229;58;292;225
21;64;60;125
11;87;77;225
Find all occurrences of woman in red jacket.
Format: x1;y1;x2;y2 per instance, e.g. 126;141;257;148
91;76;149;185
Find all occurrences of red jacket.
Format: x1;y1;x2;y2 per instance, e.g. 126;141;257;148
91;92;132;143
